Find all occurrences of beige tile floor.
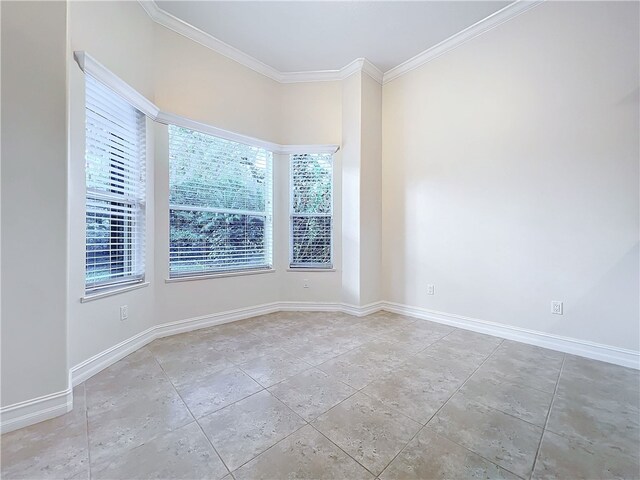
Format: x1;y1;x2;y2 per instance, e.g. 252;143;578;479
2;311;639;479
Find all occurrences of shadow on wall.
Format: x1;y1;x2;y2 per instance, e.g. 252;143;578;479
570;242;640;350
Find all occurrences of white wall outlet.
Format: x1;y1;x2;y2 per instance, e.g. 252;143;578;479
427;284;435;295
303;279;309;289
551;301;563;315
120;305;129;321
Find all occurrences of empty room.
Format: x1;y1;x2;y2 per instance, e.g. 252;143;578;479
1;0;639;478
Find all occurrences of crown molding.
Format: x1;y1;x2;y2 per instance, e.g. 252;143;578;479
138;0;283;82
137;0;385;85
139;0;542;86
382;0;544;84
278;58;383;85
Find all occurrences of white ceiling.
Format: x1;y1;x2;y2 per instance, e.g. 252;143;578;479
156;1;512;73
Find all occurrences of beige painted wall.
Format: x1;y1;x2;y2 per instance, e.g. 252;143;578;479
381;1;640;350
279;82;343;302
1;1;69;405
360;74;382;306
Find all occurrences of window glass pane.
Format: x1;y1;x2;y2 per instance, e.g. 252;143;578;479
169;125;273;276
291;215;332;266
290;153;333;268
291;154;332;214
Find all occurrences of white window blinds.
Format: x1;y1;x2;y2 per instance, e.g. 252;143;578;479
169;125;273;277
290;153;333;268
85;75;146;292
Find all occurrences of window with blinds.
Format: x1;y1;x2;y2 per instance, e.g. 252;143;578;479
169;125;273;277
290;153;333;268
85;75;146;292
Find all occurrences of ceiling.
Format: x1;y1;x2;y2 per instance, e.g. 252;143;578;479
156;1;512;74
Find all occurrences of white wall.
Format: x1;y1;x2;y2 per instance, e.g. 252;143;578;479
1;1;69;406
381;1;640;351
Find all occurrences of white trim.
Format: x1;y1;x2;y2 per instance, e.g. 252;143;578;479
81;282;150;303
0;387;73;434
73;51;159;119
138;0;284;83
137;0;541;86
382;0;544;84
381;302;640;370
157;111;340;155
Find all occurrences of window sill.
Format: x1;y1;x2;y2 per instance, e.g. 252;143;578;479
287;268;336;272
165;268;276;283
81;282;150;303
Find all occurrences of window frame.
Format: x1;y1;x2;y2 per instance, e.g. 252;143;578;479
288;153;334;270
84;75;147;295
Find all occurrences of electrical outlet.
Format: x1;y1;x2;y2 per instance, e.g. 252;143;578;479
120;305;129;321
303;279;309;289
427;284;435;295
551;301;563;315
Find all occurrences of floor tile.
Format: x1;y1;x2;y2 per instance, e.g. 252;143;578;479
151;339;234;389
238;349;311;387
460;371;554;426
92;421;228;480
557;355;640;409
85;348;168;417
268;368;357;421
532;430;640;480
312;392;421;475
380;427;520;480
546;385;640;458
213;336;283;364
1;386;89;480
176;366;262;418
318;339;414;389
382;321;454;354
429;393;543;478
198;390;306;471
280;332;369;366
232;425;374;480
422;329;502;364
477;341;563;393
87;386;194;467
362;355;470;424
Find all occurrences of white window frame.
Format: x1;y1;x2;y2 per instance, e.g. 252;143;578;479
167;125;274;278
289;154;334;269
84;75;147;294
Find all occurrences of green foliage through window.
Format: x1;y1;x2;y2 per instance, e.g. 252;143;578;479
169;125;272;276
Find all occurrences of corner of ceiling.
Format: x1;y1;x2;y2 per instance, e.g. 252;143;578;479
137;0;544;86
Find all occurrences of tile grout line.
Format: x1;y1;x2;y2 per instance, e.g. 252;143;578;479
150;354;236;478
151;346;315;477
374;338;507;478
528;354;566;480
296;327;473;478
83;383;94;480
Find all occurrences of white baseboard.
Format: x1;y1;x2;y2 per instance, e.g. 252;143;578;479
3;299;637;434
381;301;640;370
0;386;73;434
